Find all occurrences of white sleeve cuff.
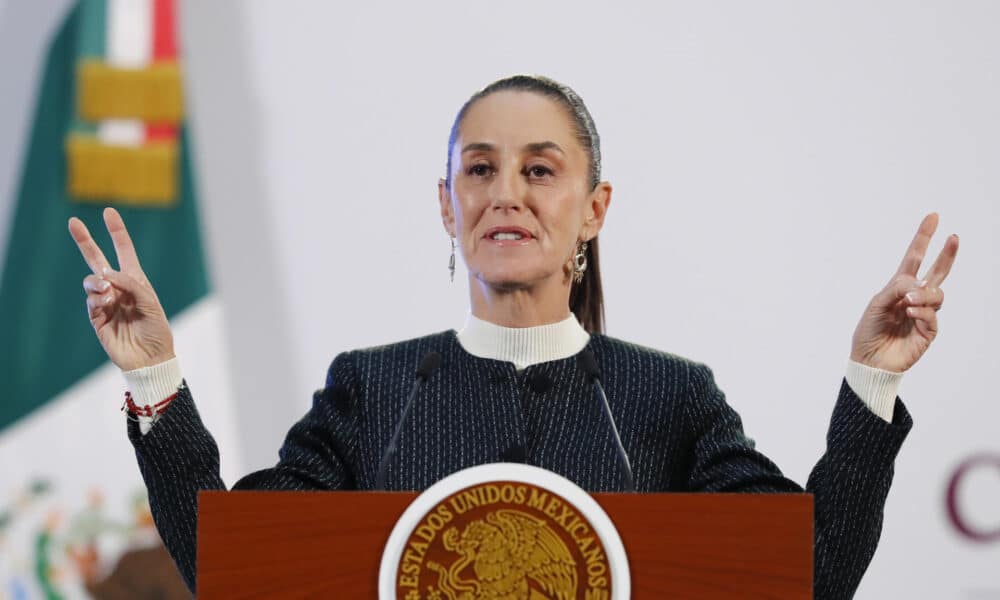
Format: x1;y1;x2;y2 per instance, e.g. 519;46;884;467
122;358;183;435
845;360;902;423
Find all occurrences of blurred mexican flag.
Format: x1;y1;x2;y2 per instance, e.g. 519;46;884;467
0;1;240;597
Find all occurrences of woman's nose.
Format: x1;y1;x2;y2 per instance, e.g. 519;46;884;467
489;170;525;212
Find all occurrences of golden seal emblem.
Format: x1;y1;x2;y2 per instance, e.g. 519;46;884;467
381;465;628;599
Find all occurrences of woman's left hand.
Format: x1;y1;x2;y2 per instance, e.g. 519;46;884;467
851;213;959;373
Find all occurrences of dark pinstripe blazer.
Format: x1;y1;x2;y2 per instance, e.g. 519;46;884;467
128;330;912;598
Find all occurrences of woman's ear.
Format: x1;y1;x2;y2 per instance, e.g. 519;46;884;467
583;181;612;240
438;178;456;237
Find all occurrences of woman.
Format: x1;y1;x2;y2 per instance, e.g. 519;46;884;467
69;75;958;598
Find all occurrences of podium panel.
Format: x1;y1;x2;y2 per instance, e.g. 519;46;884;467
198;491;812;598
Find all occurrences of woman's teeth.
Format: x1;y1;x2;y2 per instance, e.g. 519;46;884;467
492;232;524;240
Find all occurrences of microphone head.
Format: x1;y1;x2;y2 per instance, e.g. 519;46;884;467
416;351;443;380
500;445;527;464
528;372;553;394
577;348;601;381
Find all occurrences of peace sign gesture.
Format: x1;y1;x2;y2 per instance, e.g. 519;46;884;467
851;213;959;373
68;207;174;371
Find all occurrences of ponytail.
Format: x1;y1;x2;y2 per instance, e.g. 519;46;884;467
569;236;604;333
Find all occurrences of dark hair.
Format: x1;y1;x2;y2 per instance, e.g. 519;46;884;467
445;75;606;333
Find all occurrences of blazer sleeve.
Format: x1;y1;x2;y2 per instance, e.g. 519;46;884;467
126;351;362;593
683;363;912;600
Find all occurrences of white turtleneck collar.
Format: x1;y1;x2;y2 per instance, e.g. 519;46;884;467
456;312;591;371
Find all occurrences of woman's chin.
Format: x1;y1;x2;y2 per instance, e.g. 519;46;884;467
474;268;553;291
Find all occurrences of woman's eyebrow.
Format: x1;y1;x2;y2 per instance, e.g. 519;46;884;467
460;141;565;155
523;141;565;156
461;142;495;153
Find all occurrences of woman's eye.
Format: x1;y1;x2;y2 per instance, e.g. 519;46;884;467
468;164;493;177
526;165;553;179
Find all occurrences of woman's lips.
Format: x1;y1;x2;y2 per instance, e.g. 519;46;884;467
483;226;535;246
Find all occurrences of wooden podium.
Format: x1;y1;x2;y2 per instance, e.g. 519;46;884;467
197;491;813;598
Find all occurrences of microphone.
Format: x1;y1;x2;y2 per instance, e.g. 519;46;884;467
577;349;636;492
374;351;442;490
500;444;527;463
528;372;553;394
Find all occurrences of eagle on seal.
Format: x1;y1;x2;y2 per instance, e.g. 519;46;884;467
427;508;578;599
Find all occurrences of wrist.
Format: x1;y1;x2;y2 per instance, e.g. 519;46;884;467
850;343;895;372
115;347;176;372
849;349;872;368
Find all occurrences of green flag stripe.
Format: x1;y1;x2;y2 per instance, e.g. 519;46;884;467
73;0;104;135
77;0;105;59
0;2;209;430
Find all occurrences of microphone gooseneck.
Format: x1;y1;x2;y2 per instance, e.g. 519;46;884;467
374;351;442;490
577;349;636;492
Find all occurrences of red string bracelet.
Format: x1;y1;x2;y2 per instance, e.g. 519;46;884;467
122;390;177;420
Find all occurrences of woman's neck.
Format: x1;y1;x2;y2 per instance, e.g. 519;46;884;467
468;276;572;327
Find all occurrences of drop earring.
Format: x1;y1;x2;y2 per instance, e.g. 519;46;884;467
572;240;588;283
448;237;456;283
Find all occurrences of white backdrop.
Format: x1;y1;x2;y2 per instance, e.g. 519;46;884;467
2;1;997;597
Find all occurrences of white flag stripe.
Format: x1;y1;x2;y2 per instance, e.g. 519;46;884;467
105;0;151;67
97;119;146;146
98;0;152;148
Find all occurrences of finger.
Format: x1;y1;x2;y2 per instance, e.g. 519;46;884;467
904;286;944;310
906;306;938;338
82;274;111;294
923;233;959;288
86;288;116;307
103;207;143;275
102;267;150;299
68;217;112;275
86;293;115;319
895;213;939;277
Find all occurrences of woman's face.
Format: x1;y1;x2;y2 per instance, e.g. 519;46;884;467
439;91;610;292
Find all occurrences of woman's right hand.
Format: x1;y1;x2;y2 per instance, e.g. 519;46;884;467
68;207;175;371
